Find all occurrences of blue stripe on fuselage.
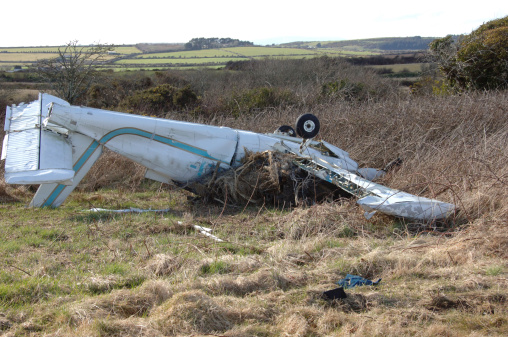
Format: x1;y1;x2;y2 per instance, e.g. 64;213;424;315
42;127;225;207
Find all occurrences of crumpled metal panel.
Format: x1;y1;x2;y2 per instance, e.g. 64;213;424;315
3;97;75;185
357;194;455;221
294;155;455;221
3;101;41;173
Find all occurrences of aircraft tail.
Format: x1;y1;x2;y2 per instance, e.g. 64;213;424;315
2;93;103;207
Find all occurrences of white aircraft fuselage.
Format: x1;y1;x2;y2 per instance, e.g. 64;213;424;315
2;93;455;221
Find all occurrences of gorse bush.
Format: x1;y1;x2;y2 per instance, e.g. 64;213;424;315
172;85;199;108
430;15;508;90
85;75;154;109
224;87;296;117
321;79;368;101
77;57;395;117
119;84;199;115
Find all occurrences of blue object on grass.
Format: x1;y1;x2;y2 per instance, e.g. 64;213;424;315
337;274;381;289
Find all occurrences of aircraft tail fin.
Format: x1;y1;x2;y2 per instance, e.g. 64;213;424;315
2;93;103;207
3;94;75;185
30;132;103;207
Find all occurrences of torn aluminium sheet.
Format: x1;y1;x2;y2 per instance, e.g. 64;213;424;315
294;156;456;221
89;208;171;213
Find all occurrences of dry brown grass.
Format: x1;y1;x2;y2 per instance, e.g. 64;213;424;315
145;254;182;277
0;81;507;336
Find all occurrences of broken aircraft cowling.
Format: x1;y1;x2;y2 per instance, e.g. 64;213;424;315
1;93;456;221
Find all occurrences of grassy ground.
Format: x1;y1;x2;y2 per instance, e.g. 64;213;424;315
0;84;507;336
0;187;506;336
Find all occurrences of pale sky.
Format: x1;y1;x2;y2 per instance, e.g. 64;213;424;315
2;0;507;47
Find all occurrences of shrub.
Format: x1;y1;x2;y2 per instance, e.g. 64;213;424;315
430;15;508;90
173;85;198;108
224;87;296;117
85;74;154;109
119;84;198;115
410;76;453;96
120;84;177;113
321;78;367;101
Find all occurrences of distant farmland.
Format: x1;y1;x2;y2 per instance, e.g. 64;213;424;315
108;46;373;69
1;36;435;71
0;44;380;71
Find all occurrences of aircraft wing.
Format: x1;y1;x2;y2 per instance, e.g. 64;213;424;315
292;154;455;221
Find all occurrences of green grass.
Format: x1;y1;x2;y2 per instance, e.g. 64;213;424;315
0;46;140;54
116;57;243;65
223;46;320;56
0;277;65;307
136;49;238;58
199;260;231;275
0;184;505;336
485;265;505;276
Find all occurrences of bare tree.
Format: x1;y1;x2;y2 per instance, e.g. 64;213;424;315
34;40;113;104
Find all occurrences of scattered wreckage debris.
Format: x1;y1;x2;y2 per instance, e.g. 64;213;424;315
85;209;224;241
322;274;381;302
191;223;224;242
88;207;171;214
322;287;348;301
187;150;341;207
337;274;381;289
2;93;456;221
163;220;224;242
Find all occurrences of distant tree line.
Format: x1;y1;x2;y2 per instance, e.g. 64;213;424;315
346;54;425;66
184;38;253;50
319;36;437;51
376;36;436;51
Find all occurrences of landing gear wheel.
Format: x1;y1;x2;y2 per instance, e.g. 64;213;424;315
295;114;320;139
274;125;296;137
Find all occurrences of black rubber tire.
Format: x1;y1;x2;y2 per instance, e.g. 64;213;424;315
275;125;296;137
295;114;320;139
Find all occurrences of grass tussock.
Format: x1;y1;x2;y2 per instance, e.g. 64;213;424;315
71;280;172;324
205;268;307;296
151;290;233;335
145;254;182;277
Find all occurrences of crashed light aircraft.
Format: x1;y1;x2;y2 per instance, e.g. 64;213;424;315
2;93;455;221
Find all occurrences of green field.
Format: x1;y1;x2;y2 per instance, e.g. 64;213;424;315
0;37;434;71
135;49;238;58
0;46;141;68
223;46;318;56
0;47;63;53
370;63;424;72
0;44;383;70
0;53;57;62
0;46;140;54
116;57;243;65
111;46;381;69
